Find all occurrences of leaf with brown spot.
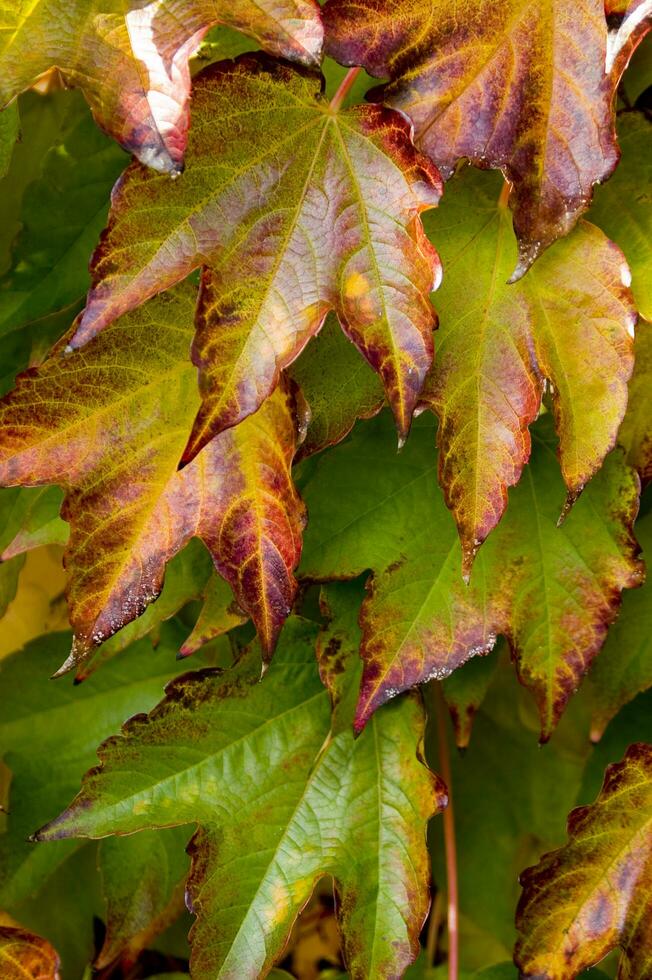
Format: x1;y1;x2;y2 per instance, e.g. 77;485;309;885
298;410;643;739
0;926;59;979
515;742;652;979
35;617;446;980
419;169;635;571
0;0;323;174
324;0;649;275
69;54;442;458
0;284;306;672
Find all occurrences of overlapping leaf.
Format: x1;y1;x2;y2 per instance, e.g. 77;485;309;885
619;319;652;486
0;284;306;670
299;411;642;738
515;742;652;978
588;511;652;740
324;0;649;274
419;169;635;570
67;55;442;459
0;925;59;980
35;618;446;980
0;0;323;173
589;112;652;321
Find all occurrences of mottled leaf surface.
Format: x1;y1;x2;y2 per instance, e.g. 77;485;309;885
589;512;652;740
420;170;635;570
589;111;652;321
0;0;323;173
36;618;445;980
515;742;652;979
299;412;642;737
619;319;652;486
0;925;59;980
324;0;639;274
0;285;306;668
71;55;442;458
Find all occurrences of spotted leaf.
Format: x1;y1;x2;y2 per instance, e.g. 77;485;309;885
0;925;60;980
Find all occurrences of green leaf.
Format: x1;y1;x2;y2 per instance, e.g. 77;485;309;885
0;102;127;338
36;618;445;980
69;54;442;458
588;511;652;740
589;112;652;321
441;646;501;750
179;568;248;659
299;411;642;739
289;313;383;459
0;102;18;180
0;486;67;561
419;168;635;569
0;625;202;909
619;318;652;486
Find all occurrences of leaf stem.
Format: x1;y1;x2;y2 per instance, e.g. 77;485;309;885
435;683;459;980
497;178;511;209
330;67;363;112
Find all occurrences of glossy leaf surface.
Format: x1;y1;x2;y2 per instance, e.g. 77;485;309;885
36;618;445;980
515;742;652;978
0;285;306;668
299;412;642;737
324;0;640;274
421;169;635;569
0;0;323;173
70;55;442;457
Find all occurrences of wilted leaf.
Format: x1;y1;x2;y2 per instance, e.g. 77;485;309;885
515;742;652;978
324;0;648;275
619;318;652;485
299;411;642;738
0;0;323;173
69;54;442;458
289;314;384;459
0;285;306;670
0;925;59;979
588;511;652;740
35;618;445;980
419;169;635;569
589;111;652;321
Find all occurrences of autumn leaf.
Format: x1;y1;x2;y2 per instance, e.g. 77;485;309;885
0;285;306;670
0;0;323;173
299;411;643;738
588;112;652;321
67;54;442;458
324;0;649;275
0;925;60;980
34;617;446;980
588;511;652;740
515;742;652;979
419;169;635;570
619;319;652;487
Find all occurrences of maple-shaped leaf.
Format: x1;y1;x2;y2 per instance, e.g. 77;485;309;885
67;55;442;459
515;742;652;978
35;617;446;980
0;925;60;980
418;169;635;571
0;284;306;670
324;0;649;275
299;411;642;738
619;319;652;485
589;112;652;322
588;511;652;741
0;1;323;174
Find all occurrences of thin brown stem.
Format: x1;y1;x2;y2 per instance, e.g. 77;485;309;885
497;178;511;209
435;683;459;980
330;66;363;112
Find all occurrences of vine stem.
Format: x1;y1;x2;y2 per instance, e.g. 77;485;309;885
330;66;362;111
434;682;459;980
